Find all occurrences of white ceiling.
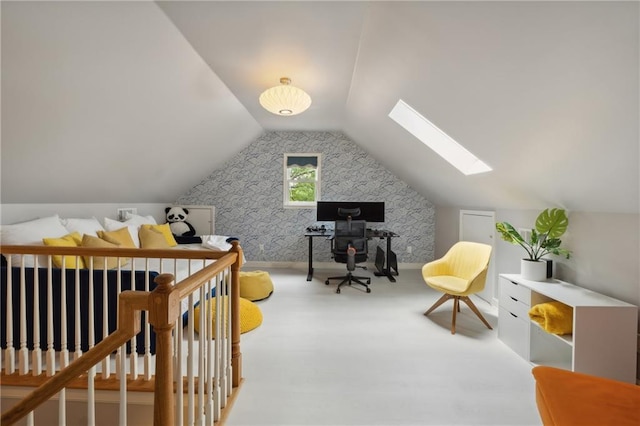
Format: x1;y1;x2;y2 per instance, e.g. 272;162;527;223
2;1;638;213
158;1;367;131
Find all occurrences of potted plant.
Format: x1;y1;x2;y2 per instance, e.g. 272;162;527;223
496;208;571;281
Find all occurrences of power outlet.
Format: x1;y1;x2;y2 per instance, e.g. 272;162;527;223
259;244;265;251
117;207;137;221
407;246;412;254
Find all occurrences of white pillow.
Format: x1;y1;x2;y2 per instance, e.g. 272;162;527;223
201;235;234;251
61;216;105;237
0;215;70;267
104;214;157;248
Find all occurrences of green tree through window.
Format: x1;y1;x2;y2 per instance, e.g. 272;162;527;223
284;154;320;207
289;167;316;202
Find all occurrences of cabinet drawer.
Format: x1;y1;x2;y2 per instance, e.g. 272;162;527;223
500;277;531;306
499;291;530;319
498;306;530;360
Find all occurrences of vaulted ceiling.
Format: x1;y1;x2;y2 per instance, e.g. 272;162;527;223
2;1;638;213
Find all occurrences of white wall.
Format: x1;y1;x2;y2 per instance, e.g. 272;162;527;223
434;207;460;259
1;1;262;204
0;204;169;226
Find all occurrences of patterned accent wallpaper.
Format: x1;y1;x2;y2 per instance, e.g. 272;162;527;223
177;131;435;263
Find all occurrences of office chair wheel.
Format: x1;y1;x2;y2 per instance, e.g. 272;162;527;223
336;288;341;294
367;278;371;284
325;280;330;285
366;288;371;293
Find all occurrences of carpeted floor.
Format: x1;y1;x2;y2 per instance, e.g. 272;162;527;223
225;266;541;426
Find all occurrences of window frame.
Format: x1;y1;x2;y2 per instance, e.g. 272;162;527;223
283;153;321;208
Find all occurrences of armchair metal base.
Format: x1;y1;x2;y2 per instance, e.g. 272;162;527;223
424;293;493;334
325;272;372;294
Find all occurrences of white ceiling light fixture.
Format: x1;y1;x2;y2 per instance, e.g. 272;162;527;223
389;99;492;175
259;77;312;116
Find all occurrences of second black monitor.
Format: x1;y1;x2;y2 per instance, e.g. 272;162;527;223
316;201;385;223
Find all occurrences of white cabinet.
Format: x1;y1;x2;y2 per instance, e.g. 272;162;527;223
498;274;638;384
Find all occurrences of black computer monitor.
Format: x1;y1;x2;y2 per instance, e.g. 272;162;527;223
316;201;385;223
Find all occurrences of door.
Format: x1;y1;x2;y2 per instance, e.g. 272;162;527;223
460;210;496;305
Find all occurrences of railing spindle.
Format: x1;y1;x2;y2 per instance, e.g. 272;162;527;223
174;314;184;426
210;277;219;422
18;258;28;375
31;257;41;376
74;266;81;361
4;254;15;375
58;388;66;425
102;266;110;378
116;262;124;381
144;257;151;380
187;293;195;426
197;284;206;423
129;258;138;380
58;265;69;426
87;257;96;426
205;278;214;424
59;261;69;373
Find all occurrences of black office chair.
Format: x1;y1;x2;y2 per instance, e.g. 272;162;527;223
325;208;371;294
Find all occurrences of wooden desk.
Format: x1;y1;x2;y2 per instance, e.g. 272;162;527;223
304;229;399;282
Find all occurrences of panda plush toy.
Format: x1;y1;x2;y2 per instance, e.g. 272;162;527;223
165;206;196;237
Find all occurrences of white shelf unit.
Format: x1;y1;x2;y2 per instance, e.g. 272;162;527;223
498;273;638;384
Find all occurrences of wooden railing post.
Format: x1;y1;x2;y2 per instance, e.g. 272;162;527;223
148;273;180;426
229;241;243;387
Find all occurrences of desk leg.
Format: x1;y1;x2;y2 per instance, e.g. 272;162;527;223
384;236;396;282
307;236;314;281
373;237;397;282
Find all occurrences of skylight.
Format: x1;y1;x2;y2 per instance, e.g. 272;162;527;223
388;99;492;175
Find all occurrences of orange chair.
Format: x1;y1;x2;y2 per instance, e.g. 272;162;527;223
422;241;493;334
532;366;640;426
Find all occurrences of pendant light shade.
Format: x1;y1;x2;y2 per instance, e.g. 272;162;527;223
259;77;311;116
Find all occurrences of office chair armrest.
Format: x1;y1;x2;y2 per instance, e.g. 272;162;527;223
346;244;357;271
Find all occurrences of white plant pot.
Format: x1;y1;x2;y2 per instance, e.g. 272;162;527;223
521;259;547;281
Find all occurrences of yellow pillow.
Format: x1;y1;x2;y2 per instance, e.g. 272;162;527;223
80;234;122;270
139;226;171;249
140;224;177;247
42;232;85;269
67;232;83;245
97;227;136;248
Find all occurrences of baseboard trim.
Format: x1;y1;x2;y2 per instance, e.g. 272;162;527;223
242;261;424;270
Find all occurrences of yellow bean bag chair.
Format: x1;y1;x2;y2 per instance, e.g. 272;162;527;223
239;270;274;301
193;296;262;336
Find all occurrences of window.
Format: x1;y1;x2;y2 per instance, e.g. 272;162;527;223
284;154;321;208
388;99;492;175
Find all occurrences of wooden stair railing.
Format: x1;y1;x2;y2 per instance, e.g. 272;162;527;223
1;290;148;425
1;241;244;425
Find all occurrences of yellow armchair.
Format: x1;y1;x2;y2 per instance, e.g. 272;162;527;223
422;241;493;334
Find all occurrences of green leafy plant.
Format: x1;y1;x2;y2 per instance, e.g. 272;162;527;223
496;208;571;261
289;166;316;202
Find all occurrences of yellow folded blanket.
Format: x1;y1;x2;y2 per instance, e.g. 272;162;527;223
528;301;573;335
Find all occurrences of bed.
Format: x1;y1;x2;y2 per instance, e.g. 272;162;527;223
0;209;236;356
